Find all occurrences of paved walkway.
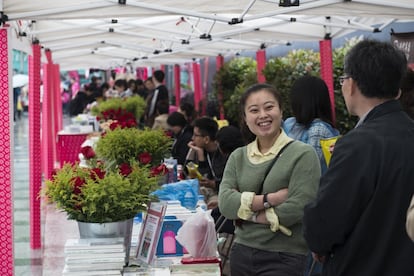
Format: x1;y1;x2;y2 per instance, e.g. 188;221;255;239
13;113;78;275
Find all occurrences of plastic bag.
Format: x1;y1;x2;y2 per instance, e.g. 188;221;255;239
176;211;218;258
151;179;199;210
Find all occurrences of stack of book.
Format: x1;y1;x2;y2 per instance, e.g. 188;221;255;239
62;237;126;276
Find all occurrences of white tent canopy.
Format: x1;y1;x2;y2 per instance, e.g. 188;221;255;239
3;0;414;70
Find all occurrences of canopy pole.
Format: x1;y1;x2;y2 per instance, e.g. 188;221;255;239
0;25;15;276
29;41;42;249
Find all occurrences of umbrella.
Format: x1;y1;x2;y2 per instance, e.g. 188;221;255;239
13;74;29;88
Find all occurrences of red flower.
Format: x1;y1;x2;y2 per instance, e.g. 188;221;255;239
72;176;86;195
138;152;152;165
119;163;132;176
80;146;96;159
90;168;106;181
150;163;168;177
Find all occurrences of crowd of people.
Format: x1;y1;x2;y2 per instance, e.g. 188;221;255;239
66;39;414;275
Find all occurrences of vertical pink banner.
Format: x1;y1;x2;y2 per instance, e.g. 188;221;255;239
319;39;336;125
216;55;225;120
192;62;202;113
54;64;63;133
161;65;166;84
42;61;55;180
0;27;15;275
29;43;42;249
256;50;266;83
201;58;209;116
174;64;181;107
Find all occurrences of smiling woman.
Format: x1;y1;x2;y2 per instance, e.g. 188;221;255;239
218;83;321;276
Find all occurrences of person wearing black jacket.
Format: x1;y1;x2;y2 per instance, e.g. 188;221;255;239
167;112;193;165
303;40;414;276
144;70;169;128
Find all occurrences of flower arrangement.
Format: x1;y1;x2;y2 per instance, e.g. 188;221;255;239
43;126;173;223
91;96;146;126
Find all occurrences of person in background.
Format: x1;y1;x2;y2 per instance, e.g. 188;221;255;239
144;77;155;93
218;83;320;276
128;79;139;96
89;76;103;100
167;111;193;165
68;84;94;116
114;79;132;98
152;102;170;132
178;102;197;125
303;40;414;276
135;79;148;100
144;71;169;128
184;116;227;207
211;125;245;224
284;75;340;173
284;76;339;276
399;67;414;119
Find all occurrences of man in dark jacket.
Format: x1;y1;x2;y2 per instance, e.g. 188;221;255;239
303;40;414;276
144;70;169;128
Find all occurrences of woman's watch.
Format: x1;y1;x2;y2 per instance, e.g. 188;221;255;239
263;193;272;209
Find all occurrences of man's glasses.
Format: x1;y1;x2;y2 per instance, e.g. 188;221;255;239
339;75;351;86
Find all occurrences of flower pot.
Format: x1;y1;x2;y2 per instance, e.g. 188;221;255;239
77;218;133;265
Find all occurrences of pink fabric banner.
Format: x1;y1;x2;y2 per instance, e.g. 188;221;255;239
29;43;42;249
174;64;181;107
216;55;225;120
202;58;209;116
192;62;202;113
319;39;336;125
256;50;266;83
0;27;15;275
53;64;63;134
42;61;55;180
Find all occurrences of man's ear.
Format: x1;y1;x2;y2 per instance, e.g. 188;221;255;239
349;78;358;96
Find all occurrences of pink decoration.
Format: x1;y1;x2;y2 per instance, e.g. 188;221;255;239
0;27;15;275
216;55;225;120
256;50;266;83
319;39;336;125
174;64;181;107
42;62;55;180
29;43;42;249
192;62;202;112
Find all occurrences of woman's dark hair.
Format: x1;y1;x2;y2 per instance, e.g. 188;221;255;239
239;83;282;143
193;116;218;140
167;111;187;127
216;126;245;155
114;79;127;90
290;75;333;127
179;102;196;123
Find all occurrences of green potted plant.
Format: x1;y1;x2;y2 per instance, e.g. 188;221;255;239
90;96;147;124
43;126;172;223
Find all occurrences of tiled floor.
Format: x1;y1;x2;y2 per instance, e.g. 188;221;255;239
13;113;78;275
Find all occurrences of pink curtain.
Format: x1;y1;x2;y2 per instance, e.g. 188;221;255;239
216;55;225;119
319;39;336;125
256;50;266;83
174;64;181;107
192;62;202;113
0;26;14;275
29;42;42;249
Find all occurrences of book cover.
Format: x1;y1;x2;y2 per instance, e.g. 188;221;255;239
135;201;167;265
